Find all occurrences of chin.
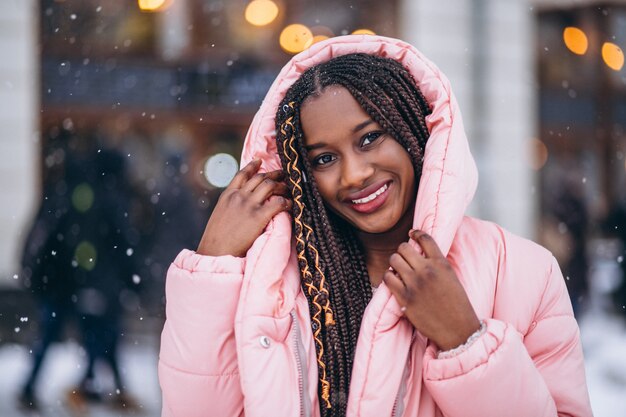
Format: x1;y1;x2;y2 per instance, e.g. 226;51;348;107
348;215;401;235
358;226;392;235
328;202;408;235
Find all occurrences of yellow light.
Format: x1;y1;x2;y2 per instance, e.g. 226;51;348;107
245;0;279;27
352;28;376;35
279;24;313;54
563;27;588;55
311;26;334;38
312;35;330;45
138;0;168;12
602;42;625;71
529;138;548;170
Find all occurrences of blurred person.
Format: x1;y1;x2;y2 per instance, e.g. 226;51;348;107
159;36;592;416
603;203;626;316
548;180;589;317
18;129;79;410
62;138;140;411
143;153;204;312
19;128;140;411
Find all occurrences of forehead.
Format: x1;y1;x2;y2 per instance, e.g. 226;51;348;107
299;86;371;144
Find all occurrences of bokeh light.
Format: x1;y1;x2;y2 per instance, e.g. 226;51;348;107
138;0;169;12
74;241;97;271
352;28;376;35
312;35;330;45
529;138;548;170
563;27;588;55
311;25;334;37
310;26;334;44
602;42;624;71
204;153;239;188
279;24;313;54
245;0;279;27
71;183;94;213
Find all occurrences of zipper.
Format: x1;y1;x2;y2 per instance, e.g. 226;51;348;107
391;362;409;417
392;391;399;417
291;310;310;417
392;331;415;417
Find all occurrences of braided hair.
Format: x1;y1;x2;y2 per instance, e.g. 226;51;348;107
274;53;431;416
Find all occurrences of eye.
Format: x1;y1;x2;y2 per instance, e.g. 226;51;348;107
312;153;336;166
361;131;384;147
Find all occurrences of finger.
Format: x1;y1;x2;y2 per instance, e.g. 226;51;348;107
241;170;286;193
396;242;426;271
260;195;293;219
251;180;289;203
388;252;414;279
228;159;262;189
410;230;445;259
382;270;408;306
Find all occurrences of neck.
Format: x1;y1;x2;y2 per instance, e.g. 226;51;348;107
357;205;415;287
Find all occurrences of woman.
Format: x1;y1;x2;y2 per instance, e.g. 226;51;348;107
159;35;592;417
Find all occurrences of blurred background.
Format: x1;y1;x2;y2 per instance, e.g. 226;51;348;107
0;0;625;415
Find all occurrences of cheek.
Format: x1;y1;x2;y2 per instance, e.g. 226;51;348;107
312;173;335;205
405;164;416;189
397;154;416;191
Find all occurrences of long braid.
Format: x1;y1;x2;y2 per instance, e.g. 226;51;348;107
274;53;432;417
278;106;334;404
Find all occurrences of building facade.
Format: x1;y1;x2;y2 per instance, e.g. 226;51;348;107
4;0;620;290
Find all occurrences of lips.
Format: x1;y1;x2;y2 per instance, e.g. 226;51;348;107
351;183;388;204
344;180;390;201
344;181;392;214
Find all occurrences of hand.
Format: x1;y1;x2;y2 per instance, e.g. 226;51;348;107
197;159;292;257
383;230;481;351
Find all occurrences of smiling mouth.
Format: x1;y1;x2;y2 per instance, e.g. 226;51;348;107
351;183;389;205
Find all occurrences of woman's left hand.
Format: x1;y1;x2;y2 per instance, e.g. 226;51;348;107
383;230;482;352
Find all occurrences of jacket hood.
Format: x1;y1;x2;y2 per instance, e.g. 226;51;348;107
240;35;477;256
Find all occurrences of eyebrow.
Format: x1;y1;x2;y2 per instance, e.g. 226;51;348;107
305;119;374;151
353;119;374;133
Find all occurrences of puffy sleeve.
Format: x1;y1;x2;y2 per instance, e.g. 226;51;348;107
422;256;592;417
158;249;246;417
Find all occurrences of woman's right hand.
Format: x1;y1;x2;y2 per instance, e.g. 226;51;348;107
197;159;292;257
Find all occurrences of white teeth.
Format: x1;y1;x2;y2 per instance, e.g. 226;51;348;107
351;184;388;204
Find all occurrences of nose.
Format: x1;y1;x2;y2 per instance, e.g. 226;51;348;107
339;152;374;189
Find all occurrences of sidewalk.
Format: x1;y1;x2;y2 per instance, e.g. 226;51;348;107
0;335;161;417
579;311;626;416
0;312;625;416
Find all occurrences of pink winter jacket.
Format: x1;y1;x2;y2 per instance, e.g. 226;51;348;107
159;36;593;417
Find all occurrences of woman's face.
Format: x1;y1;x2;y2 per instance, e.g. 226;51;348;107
300;85;417;235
